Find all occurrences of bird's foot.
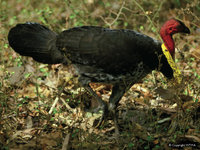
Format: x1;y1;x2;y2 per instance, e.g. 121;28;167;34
108;103;120;136
90;103;106;114
114;119;120;137
91;102;120;136
93;102;108;128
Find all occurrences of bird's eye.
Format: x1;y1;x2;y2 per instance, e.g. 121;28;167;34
176;25;181;30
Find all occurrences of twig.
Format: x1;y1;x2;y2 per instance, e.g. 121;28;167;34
60;97;73;112
100;1;125;28
185;135;200;143
157;117;171;124
151;70;157;86
148;0;165;34
132;0;161;39
132;0;154;27
49;97;59;114
110;1;125;26
49;81;68;114
99;16;111;27
62;133;71;150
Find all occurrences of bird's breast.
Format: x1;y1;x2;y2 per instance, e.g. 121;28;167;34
74;61;150;85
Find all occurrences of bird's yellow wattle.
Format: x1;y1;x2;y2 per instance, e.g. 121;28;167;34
161;43;182;83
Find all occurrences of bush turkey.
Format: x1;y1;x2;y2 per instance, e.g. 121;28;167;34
8;19;190;134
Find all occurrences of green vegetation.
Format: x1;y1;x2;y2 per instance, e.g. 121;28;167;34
0;0;199;149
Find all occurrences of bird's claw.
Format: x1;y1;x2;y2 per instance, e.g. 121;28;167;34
93;102;108;128
91;102;120;136
95;113;105;128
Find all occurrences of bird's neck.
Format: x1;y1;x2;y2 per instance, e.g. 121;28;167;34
160;31;175;59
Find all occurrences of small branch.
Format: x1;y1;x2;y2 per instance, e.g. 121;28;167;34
149;1;165;28
132;0;154;27
100;1;125;28
110;1;125;27
157;117;171;124
99;16;111;27
49;80;73;114
49;97;59;114
132;0;161;38
60;97;73;112
62;133;71;150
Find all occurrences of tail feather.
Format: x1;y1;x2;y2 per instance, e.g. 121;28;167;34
8;22;66;64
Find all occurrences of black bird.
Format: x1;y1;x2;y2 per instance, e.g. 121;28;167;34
8;19;190;134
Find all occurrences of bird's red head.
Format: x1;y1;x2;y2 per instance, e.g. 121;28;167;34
160;19;190;58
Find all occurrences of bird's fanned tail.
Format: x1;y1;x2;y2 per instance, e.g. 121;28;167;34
8;22;66;64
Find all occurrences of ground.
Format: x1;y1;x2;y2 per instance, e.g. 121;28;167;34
0;0;200;149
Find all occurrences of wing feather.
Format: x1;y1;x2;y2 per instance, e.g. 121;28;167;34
56;26;161;74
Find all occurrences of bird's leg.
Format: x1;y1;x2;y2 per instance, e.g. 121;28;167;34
84;85;108;126
78;76;107;126
108;83;134;136
108;84;126;135
78;76;107;112
84;85;107;112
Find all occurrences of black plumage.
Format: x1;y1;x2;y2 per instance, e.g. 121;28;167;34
8;20;190;134
57;26;173;79
8;22;66;64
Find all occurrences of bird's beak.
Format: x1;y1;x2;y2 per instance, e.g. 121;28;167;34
182;26;190;34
